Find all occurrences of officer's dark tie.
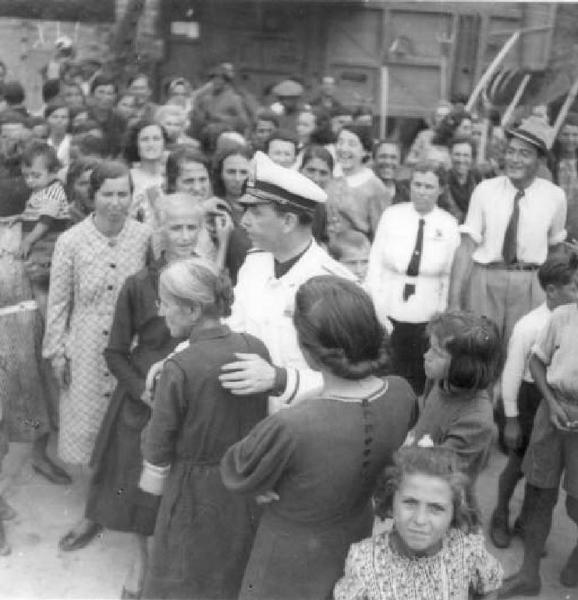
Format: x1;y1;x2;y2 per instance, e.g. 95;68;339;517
502;189;524;265
403;217;425;301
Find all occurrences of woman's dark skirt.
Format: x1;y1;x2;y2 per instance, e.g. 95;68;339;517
85;386;160;535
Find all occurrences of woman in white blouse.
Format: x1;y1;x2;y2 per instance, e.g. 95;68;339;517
365;160;460;394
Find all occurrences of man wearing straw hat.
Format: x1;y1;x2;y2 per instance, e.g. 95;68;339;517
449;115;567;347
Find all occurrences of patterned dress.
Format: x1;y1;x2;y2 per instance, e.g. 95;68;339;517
43;216;150;464
334;529;503;600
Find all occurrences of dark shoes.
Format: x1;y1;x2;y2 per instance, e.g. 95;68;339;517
59;522;103;552
560;545;578;588
498;573;541;598
0;522;10;556
490;510;511;548
0;496;16;521
32;456;72;486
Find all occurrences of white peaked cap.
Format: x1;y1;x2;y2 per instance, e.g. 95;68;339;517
240;151;327;214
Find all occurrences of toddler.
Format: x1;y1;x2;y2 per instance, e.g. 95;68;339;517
17;140;69;315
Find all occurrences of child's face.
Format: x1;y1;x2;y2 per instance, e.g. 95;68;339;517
268;139;296;168
393;472;454;553
548;278;578;309
22;156;53;190
423;334;451;381
339;247;369;281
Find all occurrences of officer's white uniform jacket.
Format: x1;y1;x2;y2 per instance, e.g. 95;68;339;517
228;239;356;413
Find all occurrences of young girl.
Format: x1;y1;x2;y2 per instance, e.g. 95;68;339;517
18;140;69;316
334;445;503;599
408;311;503;484
140;257;270;600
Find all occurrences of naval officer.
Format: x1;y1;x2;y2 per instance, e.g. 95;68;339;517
219;151;356;412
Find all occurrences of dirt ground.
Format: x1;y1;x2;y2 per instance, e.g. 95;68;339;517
0;439;577;600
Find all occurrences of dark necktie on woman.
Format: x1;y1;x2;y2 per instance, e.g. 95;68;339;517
403;218;425;301
502;189;525;265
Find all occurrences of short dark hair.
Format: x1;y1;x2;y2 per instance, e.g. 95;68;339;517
373;138;401;160
374;445;481;531
165;144;209;193
65;156;101;199
0;110;27;127
44;99;70;120
211;144;253;198
42;79;61;104
3;80;25;106
538;252;578;290
300;144;334;172
340;123;374;153
271;202;314;226
71;119;102;135
20;139;61;173
265;129;298;154
449;136;477;159
123;119;168;164
412;160;448;188
73;134;110;158
427;311;503;391
255;108;280;128
89;160;132;200
90;74;118;96
294;275;390;379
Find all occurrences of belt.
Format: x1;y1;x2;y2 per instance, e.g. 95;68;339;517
480;262;539;272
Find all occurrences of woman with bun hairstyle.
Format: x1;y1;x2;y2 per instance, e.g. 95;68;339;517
221;275;417;600
140;257;270;600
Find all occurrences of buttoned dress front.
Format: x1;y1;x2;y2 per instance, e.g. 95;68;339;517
43;216;150;464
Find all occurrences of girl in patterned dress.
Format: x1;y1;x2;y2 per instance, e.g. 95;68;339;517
334;445;503;600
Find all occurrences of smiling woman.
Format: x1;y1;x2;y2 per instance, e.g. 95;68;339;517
366;160;460;394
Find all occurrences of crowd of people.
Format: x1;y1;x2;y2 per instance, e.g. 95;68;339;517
0;49;577;600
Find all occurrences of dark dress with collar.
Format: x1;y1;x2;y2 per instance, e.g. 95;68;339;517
85;259;177;534
220;376;417;600
142;324;270;600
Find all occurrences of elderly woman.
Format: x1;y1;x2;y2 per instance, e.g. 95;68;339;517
43;161;151;466
365;160;460;394
167;145;232;271
57;195;203;598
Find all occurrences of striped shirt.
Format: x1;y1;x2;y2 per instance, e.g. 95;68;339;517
21;179;69;223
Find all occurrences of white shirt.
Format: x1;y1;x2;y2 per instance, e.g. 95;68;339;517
501;302;549;417
365;203;460;324
228;239;356;413
461;175;567;265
